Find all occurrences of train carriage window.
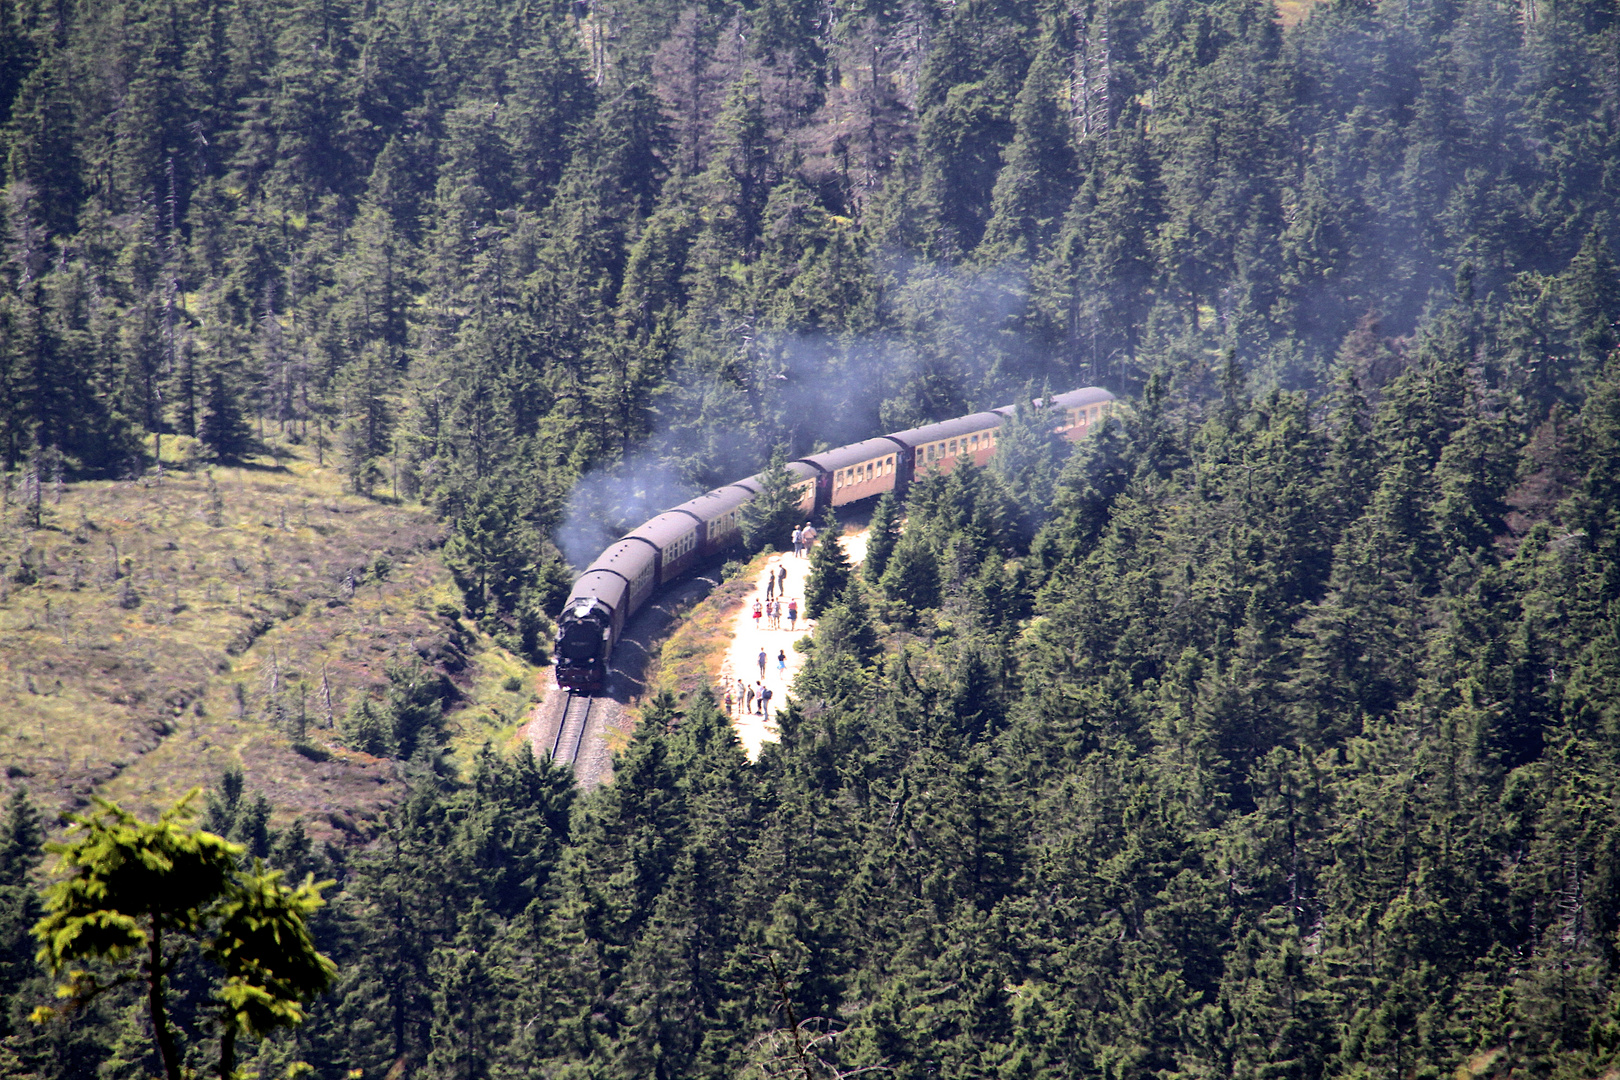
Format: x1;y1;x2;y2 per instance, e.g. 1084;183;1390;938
948;439;957;454
970;434;978;450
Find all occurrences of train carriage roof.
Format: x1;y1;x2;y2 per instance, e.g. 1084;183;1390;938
565;569;629;617
622;510;701;551
887;412;1005;448
586;539;658;584
668;485;754;524
1049;387;1115;410
798;436;907;474
991;386;1115;419
733;460;819;493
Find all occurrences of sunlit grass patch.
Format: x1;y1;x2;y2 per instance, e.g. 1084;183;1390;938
641;555;768;711
0;443;534;839
450;638;545;760
1275;0;1328;25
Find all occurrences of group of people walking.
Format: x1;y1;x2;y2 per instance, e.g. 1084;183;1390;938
791;521;817;557
728;677;774;718
725;526;824;721
752;596;798;631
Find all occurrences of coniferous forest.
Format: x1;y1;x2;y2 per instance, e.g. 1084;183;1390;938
4;0;1620;1076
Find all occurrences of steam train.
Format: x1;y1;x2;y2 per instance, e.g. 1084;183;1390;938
553;387;1116;692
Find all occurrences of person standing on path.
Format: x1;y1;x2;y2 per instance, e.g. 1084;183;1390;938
778;565;787;593
753;599;762;631
766;572;775;602
788;599;798;631
758;647;768;678
760;685;772;716
745;683;755;714
801;521;816;553
792;526;802;556
776;649;786;678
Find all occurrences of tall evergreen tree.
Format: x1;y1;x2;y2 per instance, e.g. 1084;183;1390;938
804;506;851;618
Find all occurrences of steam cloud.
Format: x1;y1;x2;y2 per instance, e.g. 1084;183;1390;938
556;257;1097;572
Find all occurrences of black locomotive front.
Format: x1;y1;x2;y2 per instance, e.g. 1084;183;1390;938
555;598;614;693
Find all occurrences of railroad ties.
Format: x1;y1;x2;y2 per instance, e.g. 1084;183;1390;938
550;691;593;769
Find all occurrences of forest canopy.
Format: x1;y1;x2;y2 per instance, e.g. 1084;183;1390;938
3;0;1620;1077
1;0;1616;592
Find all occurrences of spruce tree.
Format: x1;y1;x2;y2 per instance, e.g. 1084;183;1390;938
0;787;43;1042
864;489;902;584
196;363;251;461
813;578;880;666
989;390;1068;535
31;794;335;1080
804;507;851;618
740;445;802;554
880;528;941;612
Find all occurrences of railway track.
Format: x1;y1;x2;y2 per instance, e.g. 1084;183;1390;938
550;691;593;768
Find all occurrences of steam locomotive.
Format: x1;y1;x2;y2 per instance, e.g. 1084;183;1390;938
553;387;1115;692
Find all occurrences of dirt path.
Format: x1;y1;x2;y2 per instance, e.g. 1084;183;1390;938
719;527;868;760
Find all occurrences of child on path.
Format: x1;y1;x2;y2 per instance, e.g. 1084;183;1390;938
776;649;786;677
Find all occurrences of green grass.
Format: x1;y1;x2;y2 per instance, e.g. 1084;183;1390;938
0;436;544;840
1275;0;1328;25
641;555;768;710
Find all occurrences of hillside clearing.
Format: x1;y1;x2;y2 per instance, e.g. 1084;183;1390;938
0;438;542;839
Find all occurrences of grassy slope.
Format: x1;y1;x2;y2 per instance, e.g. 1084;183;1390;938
1276;0;1328;25
0;437;542;841
641;555;767;711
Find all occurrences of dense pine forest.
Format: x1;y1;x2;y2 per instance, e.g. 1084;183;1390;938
4;0;1620;1076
